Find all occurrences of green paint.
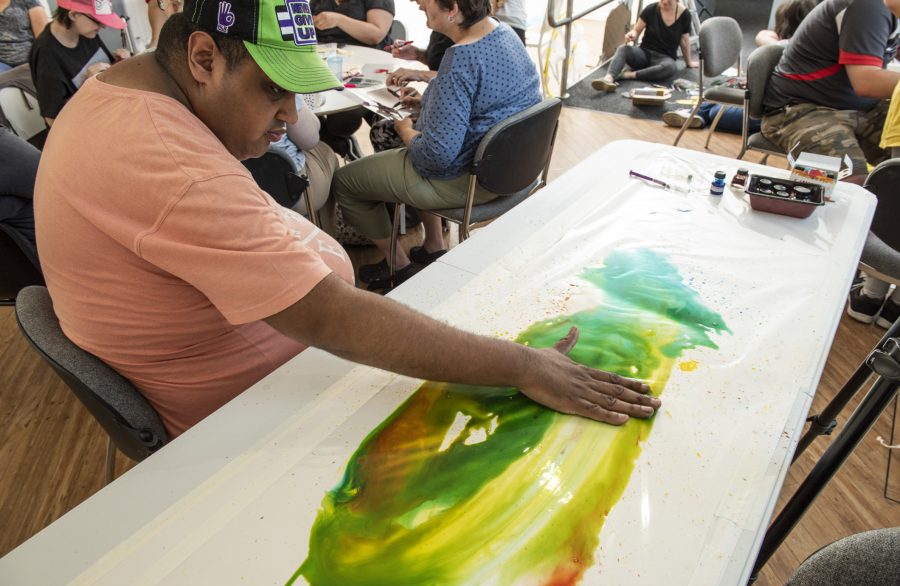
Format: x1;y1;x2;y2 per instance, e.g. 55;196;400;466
290;249;728;586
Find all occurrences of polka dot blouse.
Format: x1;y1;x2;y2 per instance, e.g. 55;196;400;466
409;21;541;180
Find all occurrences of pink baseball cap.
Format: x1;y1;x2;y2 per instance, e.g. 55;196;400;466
57;0;126;30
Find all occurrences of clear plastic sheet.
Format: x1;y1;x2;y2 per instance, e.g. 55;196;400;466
61;143;874;586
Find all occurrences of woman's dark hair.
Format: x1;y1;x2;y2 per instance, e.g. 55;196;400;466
155;12;249;72
434;0;492;30
774;0;816;40
53;8;73;28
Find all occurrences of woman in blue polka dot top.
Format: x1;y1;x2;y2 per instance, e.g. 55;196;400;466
331;0;541;290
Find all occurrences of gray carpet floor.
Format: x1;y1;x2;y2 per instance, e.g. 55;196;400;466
562;0;772;121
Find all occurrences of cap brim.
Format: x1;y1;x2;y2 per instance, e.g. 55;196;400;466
244;42;342;94
94;13;126;29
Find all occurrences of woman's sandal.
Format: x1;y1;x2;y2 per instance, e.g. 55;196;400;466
366;262;422;293
357;259;390;284
409;246;447;265
591;79;619;92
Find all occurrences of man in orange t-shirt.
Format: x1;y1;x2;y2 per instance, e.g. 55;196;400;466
35;0;660;440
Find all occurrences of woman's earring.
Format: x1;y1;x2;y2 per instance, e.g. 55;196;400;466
448;16;454;23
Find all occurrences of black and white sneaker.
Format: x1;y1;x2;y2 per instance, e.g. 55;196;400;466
876;296;900;329
846;288;884;324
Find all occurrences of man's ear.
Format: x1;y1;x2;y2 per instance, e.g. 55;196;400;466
185;31;218;85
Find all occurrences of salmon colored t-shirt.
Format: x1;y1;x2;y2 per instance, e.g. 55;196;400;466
34;78;354;438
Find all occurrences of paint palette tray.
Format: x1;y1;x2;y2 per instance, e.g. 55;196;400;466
746;174;825;219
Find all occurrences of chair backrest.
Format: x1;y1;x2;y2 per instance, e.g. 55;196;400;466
389;19;406;41
473;98;562;195
0;222;43;304
15;286;167;461
0;87;45;141
863;158;900;252
747;43;785;120
699;16;742;78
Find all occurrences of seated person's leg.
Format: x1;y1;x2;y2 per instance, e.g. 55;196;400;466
593;46;649;92
762;104;868;180
333;148;494;278
857;101;890;171
0;199;36;250
632;52;676;82
301;141;340;234
319;109;367;157
697;103;760;134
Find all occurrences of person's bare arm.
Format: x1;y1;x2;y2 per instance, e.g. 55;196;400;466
386;67;437;86
845;64;900;99
680;33;698;67
265;275;660;424
27;6;47;38
313;9;392;47
625;18;646;44
755;29;780;47
286;104;321;151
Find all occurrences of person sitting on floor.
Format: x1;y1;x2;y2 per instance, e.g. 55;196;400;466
332;0;541;291
760;0;899;185
29;0;128;126
592;0;696;93
34;0;658;438
0;0;47;72
663;0;817;133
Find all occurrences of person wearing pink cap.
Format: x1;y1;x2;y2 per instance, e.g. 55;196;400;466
28;0;129;126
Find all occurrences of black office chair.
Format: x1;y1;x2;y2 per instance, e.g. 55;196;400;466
738;43;787;163
15;286;168;483
388;98;563;280
242;144;319;225
0;222;43;305
787;527;900;585
859;159;900;289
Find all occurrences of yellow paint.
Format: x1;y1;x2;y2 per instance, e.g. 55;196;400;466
679;360;699;372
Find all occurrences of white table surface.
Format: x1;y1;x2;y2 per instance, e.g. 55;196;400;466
0;141;876;585
310;45;423;116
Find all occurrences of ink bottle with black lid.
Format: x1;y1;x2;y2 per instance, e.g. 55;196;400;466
731;168;749;189
710;171;727;196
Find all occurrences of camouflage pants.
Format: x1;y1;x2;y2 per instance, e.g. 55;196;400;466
761;101;889;175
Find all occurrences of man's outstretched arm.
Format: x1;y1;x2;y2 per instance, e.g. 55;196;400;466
265;274;660;425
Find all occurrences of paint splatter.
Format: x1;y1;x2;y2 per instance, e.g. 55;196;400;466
679;360;700;372
290;249;729;586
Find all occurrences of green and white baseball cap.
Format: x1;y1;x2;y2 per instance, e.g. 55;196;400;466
184;0;341;93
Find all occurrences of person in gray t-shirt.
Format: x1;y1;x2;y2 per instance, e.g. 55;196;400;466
761;0;900;183
0;0;46;71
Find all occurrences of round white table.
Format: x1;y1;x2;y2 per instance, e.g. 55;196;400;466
308;45;424;115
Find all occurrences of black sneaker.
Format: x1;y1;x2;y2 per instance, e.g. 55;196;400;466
876;296;900;329
846;288;884;324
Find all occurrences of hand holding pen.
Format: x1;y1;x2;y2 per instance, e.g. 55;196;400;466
390;86;421;112
385;39;417;60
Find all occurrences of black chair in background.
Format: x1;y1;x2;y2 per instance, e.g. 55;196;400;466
0;222;43;305
860;158;900;289
16;286;168;483
388;98;563;279
738;43;787;162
